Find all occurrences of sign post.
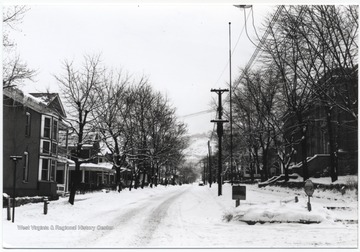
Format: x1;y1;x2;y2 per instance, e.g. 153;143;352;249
232;185;246;207
304;179;315;212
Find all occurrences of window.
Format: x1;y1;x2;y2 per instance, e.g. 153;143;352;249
41;159;49;181
41;159;56;181
52;120;58;140
41;140;51;154
23;152;29;182
44;117;51;138
25;112;31;137
52;142;58;156
50;160;56;181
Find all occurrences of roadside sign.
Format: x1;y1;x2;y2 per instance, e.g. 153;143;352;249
232;185;246;200
304;179;315;197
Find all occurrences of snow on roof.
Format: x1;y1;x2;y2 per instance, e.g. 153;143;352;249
68;162;115;173
29;93;58;106
3;88;66;118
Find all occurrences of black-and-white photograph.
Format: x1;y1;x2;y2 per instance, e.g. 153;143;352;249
2;0;358;250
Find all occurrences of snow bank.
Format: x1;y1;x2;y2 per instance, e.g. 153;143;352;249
222;178;357;225
289;175;358;185
227;199;334;224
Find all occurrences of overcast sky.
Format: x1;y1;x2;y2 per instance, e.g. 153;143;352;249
6;3;275;135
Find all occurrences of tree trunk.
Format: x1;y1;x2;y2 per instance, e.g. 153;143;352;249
262;148;269;180
300;124;309;180
68;163;81;205
115;166;121;192
284;165;289;182
325;106;338;182
155;163;159;187
141;168;146;189
129;172;134;191
250;162;254;183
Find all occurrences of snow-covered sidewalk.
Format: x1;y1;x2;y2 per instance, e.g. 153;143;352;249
2;182;358;248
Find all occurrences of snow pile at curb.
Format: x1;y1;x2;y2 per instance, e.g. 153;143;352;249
224;199;334;224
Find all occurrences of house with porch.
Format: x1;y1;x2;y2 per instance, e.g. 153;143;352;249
56;133;119;195
3;88;68;199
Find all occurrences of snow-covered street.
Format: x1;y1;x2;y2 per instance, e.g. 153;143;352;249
2;181;358;249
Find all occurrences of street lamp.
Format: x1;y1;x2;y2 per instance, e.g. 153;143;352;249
10;155;22;223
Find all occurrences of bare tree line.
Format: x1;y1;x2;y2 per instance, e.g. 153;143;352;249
225;5;358;182
55;55;188;205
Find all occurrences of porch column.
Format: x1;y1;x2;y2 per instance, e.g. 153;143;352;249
65;164;69;192
82;169;85;183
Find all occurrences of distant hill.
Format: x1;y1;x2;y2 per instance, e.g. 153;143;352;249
183;132;217;163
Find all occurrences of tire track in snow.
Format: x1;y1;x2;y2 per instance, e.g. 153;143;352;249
131;187;190;247
79;201;147;247
85;186;190;247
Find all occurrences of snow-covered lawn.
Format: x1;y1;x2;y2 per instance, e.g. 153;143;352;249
2;177;358;249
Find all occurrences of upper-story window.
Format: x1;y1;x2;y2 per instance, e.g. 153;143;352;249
42;116;59;140
43;117;51;138
41;140;51;154
41;115;60;156
25;112;31;137
52;119;58;140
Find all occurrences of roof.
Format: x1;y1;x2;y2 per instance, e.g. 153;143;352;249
67;162;131;173
29;92;58;105
68;162;115;172
3;88;66;119
29;92;66;118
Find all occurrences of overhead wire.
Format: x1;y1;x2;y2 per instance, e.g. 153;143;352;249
232;5;284;92
213;10;251;88
251;6;262;42
187;6;285;143
243;7;259;48
183;11;251;142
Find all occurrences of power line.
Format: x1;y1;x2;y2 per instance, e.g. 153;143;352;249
180;109;213;118
212;10;251;88
233;5;284;91
210;6;284;142
243;7;259;48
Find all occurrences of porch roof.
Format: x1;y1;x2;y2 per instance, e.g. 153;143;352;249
68;162;115;173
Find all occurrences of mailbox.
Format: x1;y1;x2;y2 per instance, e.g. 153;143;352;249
304;179;315;197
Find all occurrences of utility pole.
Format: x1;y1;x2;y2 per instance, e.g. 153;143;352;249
229;22;234;185
211;88;229;196
207;141;212;188
202;159;206;185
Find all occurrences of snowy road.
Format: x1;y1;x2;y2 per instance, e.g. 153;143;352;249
2;183;358;249
84;186;191;247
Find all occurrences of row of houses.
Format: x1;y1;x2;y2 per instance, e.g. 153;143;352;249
3;88;116;199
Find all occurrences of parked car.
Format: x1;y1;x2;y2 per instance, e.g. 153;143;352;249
198;181;204;186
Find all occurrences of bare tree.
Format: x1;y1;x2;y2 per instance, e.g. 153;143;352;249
92;69;132;192
292;5;358;181
55;54;105;205
261;6;321;181
3;5;36;88
260;5;358;181
230;67;285;181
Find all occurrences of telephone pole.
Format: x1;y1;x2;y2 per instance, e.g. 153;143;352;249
211;88;229;196
229;22;234;184
207;141;212;188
